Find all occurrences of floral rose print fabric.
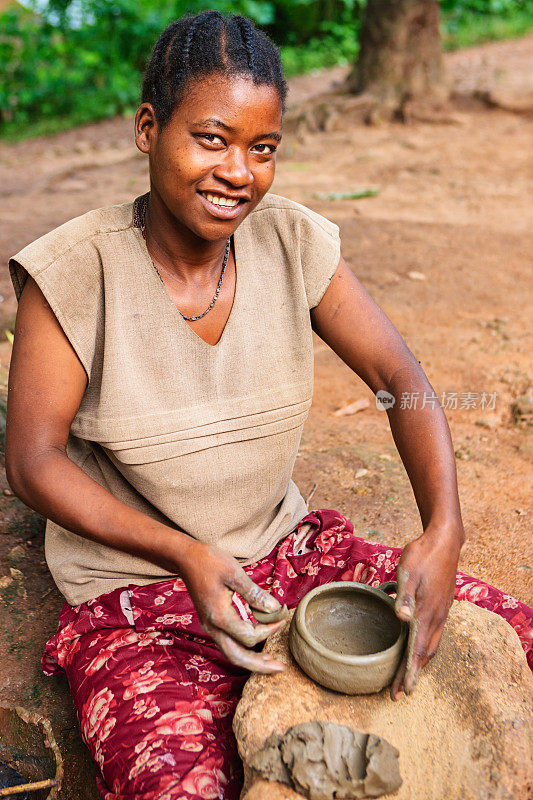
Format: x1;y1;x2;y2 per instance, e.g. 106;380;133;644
42;509;533;800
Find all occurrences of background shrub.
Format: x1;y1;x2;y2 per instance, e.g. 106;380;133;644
0;0;531;139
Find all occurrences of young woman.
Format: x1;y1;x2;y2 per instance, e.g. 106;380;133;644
6;11;532;800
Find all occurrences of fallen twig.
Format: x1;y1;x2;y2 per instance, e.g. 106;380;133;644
306;483;318;507
333;398;370;417
0;778;58;797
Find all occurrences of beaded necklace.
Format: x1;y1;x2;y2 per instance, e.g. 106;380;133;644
134;193;231;322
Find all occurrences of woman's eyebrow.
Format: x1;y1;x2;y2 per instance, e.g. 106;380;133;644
259;131;282;142
194;117;233;131
193;117;282;142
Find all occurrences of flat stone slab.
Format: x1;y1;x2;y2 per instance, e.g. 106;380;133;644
234;601;533;800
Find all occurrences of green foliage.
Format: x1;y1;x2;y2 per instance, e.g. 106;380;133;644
313;187;379;200
441;0;533;49
282;14;361;77
0;0;173;137
0;0;531;140
440;0;530;15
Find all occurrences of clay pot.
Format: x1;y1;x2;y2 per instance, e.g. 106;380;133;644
289;581;407;694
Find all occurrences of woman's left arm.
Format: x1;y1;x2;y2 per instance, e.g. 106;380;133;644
311;256;465;699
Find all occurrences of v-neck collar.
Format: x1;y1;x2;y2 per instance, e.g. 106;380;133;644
132;194;243;349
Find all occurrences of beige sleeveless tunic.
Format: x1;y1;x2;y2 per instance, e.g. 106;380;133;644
9;192;340;606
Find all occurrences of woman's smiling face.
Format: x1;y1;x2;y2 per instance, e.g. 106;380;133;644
135;73;283;242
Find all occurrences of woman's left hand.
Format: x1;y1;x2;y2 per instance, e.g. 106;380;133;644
391;521;464;699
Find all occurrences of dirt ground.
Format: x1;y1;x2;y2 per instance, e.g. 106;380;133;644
0;35;531;799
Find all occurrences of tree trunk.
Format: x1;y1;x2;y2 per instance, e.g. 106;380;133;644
347;0;448;116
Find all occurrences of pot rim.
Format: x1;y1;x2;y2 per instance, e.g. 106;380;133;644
293;581;407;666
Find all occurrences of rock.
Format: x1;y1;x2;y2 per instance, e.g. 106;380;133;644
354;469;368;480
0;576;13;590
407;271;426;281
383;272;400;284
7;545;25;564
511;394;533;426
52;178;89;193
234;602;532;800
454;446;471;460
475;418;499;431
73;141;92;155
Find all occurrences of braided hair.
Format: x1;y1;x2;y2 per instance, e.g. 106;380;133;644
141;11;288;129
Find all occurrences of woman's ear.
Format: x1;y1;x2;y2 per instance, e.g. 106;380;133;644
135;103;157;154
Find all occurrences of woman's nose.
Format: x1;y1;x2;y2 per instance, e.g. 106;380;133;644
213;147;253;187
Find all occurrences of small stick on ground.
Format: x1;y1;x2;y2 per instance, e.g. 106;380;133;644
0;778;58;797
306;483;318;507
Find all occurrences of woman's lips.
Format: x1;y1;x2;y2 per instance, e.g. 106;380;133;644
197;191;247;220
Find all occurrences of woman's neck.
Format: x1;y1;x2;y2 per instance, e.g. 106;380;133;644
144;191;229;285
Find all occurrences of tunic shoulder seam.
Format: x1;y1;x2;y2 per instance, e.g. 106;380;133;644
9;204;135;278
248;197;339;241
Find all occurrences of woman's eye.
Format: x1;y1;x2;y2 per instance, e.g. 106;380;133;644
252;144;277;155
197;134;225;146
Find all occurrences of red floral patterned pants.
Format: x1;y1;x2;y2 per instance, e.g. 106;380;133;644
42;510;533;800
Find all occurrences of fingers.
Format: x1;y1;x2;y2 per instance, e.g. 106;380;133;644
205;625;285;674
390;652;407;701
230;569;281;614
395;565;417;622
225;613;285;648
403;615;425;694
253;605;289;624
199;563;287;672
391;533;457;698
393;617;446;699
424;624;444;667
185;549;286;673
391;616;425;699
205;603;284;649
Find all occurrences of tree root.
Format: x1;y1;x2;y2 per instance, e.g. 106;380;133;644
283;87;463;138
473;89;533;117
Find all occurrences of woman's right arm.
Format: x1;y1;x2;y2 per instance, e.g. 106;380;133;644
6;276;284;672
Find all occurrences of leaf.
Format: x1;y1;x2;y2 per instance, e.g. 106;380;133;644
5;330;14;344
313;188;380;201
333;398;370;417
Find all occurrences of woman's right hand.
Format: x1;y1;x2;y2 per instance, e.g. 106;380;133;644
178;540;286;673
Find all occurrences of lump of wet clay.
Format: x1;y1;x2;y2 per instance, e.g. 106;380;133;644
250;721;402;800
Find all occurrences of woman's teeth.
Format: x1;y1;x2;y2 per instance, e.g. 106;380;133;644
201;192;239;208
